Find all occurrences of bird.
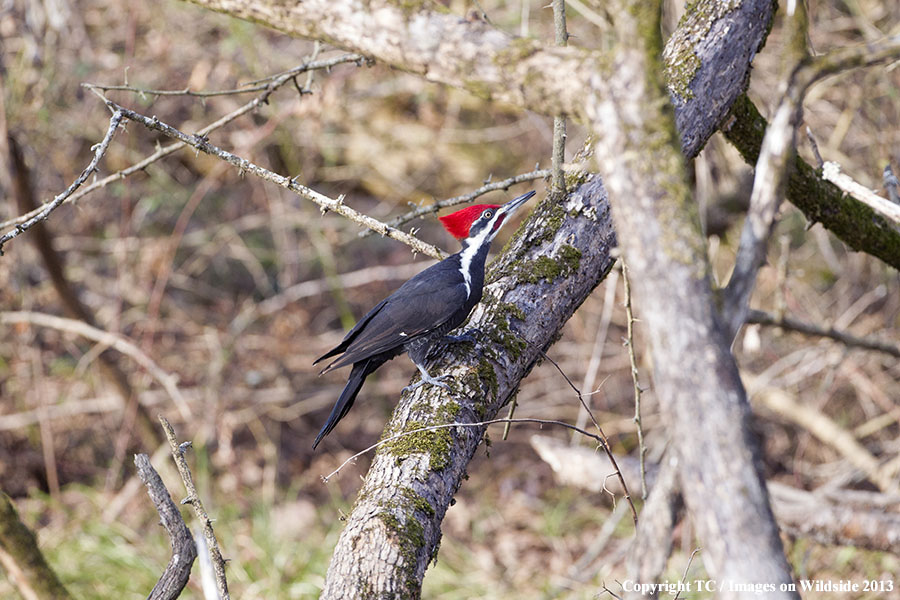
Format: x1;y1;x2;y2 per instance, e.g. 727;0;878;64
312;190;536;448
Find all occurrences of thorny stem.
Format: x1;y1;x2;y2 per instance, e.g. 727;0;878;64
159;416;231;600
0;53;366;233
100;98;443;259
83;52;365;97
622;262;648;500
540;350;638;526
0;111;123;254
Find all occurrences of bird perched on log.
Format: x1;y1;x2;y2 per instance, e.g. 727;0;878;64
312;190;536;448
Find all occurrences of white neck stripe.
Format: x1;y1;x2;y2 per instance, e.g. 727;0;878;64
457;215;499;297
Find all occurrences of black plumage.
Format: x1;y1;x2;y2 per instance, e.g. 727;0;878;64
312;191;535;448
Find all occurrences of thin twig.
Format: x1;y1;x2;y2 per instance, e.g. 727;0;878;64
84;53;364;98
0;311;191;418
746;308;900;357
0;110;123;254
158;416;230;600
322;418;604;483
539;350;638;526
135;454;197;600
0;54;366;233
96;97;443;259
672;548;702;600
364;169;550;236
622;262;647;500
551;0;568;196
805;126;824;169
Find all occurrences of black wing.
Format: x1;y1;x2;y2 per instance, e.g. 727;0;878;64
315;257;468;373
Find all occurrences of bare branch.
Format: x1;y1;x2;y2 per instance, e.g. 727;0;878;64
746;308;900;358
0;110;123;255
723;21;900;340
158;416;230;600
135;454;198;600
84;53;366;97
821;161;900;225
0;311;191;419
180;0;900;267
551;0;568;196
0;54;367;233
323;417;607;483
722;1;809;342
98;97;443;259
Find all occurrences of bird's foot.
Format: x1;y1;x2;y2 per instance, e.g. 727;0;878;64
403;371;452;394
442;329;480;344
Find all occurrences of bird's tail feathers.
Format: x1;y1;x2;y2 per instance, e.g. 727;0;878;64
313;360;371;449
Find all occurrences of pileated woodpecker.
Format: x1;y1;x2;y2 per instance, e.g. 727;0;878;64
312;190;536;448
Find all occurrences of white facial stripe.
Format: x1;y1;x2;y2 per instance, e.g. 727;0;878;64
458;219;494;297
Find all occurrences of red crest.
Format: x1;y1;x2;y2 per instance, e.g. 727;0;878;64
438;204;501;239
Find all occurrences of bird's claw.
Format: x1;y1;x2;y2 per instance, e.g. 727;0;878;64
443;329;480;344
403;374;452;394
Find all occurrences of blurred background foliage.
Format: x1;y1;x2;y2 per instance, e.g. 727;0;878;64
1;0;898;598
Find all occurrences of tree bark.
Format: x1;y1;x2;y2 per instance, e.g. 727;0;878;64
321;177;616;599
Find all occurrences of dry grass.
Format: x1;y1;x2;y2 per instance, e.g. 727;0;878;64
1;0;898;598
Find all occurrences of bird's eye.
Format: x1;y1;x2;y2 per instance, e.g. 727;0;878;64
483;210;493;219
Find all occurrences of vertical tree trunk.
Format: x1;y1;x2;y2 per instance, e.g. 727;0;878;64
587;2;796;595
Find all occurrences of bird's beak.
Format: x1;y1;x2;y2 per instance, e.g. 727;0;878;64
498;190;536;218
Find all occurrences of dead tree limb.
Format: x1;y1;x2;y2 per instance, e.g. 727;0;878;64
135;454;197;600
531;437;900;555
